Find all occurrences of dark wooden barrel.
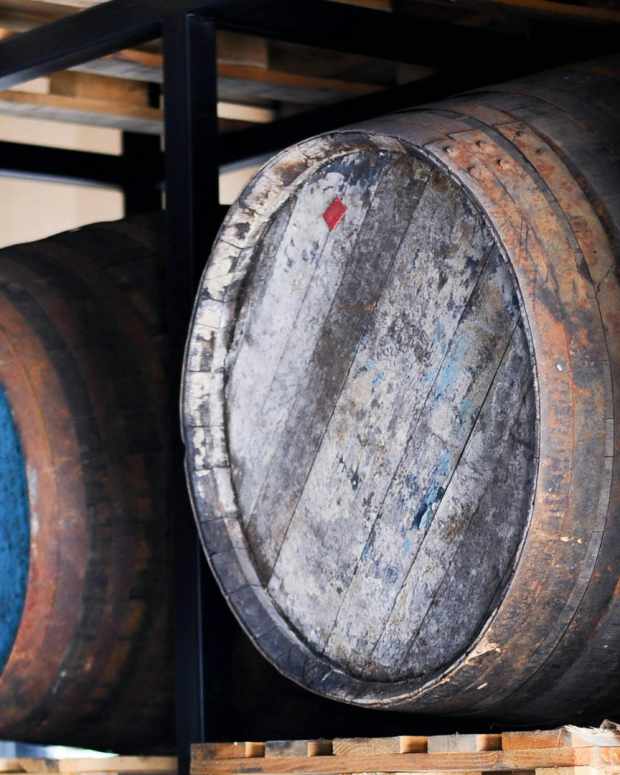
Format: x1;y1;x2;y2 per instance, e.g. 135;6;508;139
182;56;620;724
0;216;173;751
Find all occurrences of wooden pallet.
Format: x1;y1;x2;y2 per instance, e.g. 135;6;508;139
192;725;620;775
0;758;177;775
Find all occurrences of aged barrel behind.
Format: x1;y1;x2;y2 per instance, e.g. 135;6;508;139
0;216;173;750
182;56;620;723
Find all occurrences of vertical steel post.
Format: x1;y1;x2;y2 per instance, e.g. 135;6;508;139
163;12;222;771
121;132;163;216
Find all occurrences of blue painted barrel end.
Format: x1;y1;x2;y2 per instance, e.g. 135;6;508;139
0;387;30;672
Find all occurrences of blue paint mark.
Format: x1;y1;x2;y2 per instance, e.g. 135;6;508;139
405;472;417;493
371;371;385;387
432;319;445;343
0;387;30;672
352;355;375;381
458;397;475;426
434;334;470;398
410;449;452;531
384;565;399;584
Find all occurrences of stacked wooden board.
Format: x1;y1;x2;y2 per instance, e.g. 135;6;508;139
192;726;620;775
0;759;177;775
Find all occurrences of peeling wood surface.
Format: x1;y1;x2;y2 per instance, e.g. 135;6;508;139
182;56;620;722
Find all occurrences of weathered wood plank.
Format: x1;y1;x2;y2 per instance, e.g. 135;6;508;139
259;152;429;620
265;741;312;758
378;322;535;680
255;161;531;680
229;148;424;579
227;149;391;575
319;249;528;678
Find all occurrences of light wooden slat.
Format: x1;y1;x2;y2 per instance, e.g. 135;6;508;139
0;761;58;774
191;744;250;762
0;760;176;775
191;744;265;762
0;88;162;132
57;758;177;774
503;727;620;751
428;735;502;753
263;741;332;758
333;738;402;756
49;69;150;104
190;746;604;775
0;88;254;133
535;768;599;775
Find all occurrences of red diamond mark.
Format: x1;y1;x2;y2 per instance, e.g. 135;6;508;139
323;196;347;231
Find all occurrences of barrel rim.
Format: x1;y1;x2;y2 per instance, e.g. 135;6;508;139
180;126;548;707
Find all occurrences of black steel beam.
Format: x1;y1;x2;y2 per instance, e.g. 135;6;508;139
202;0;539;69
162;11;222;770
122;132;163;215
0;141;130;189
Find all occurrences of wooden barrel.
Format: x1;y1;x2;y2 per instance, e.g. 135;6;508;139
182;56;620;724
0;216;173;750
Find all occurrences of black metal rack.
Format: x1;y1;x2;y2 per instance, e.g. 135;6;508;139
0;0;617;770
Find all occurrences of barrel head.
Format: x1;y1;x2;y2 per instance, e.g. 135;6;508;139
183;133;538;697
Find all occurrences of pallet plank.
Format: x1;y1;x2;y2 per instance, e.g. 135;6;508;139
265;742;310;758
333;738;401;756
192;744;252;761
0;763;58;775
57;758;176;774
428;735;502;753
190;747;599;774
503;727;620;750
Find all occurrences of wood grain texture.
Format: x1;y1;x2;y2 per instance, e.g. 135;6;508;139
219;143;535;684
182;56;620;722
428;735;502;753
191;747;602;775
